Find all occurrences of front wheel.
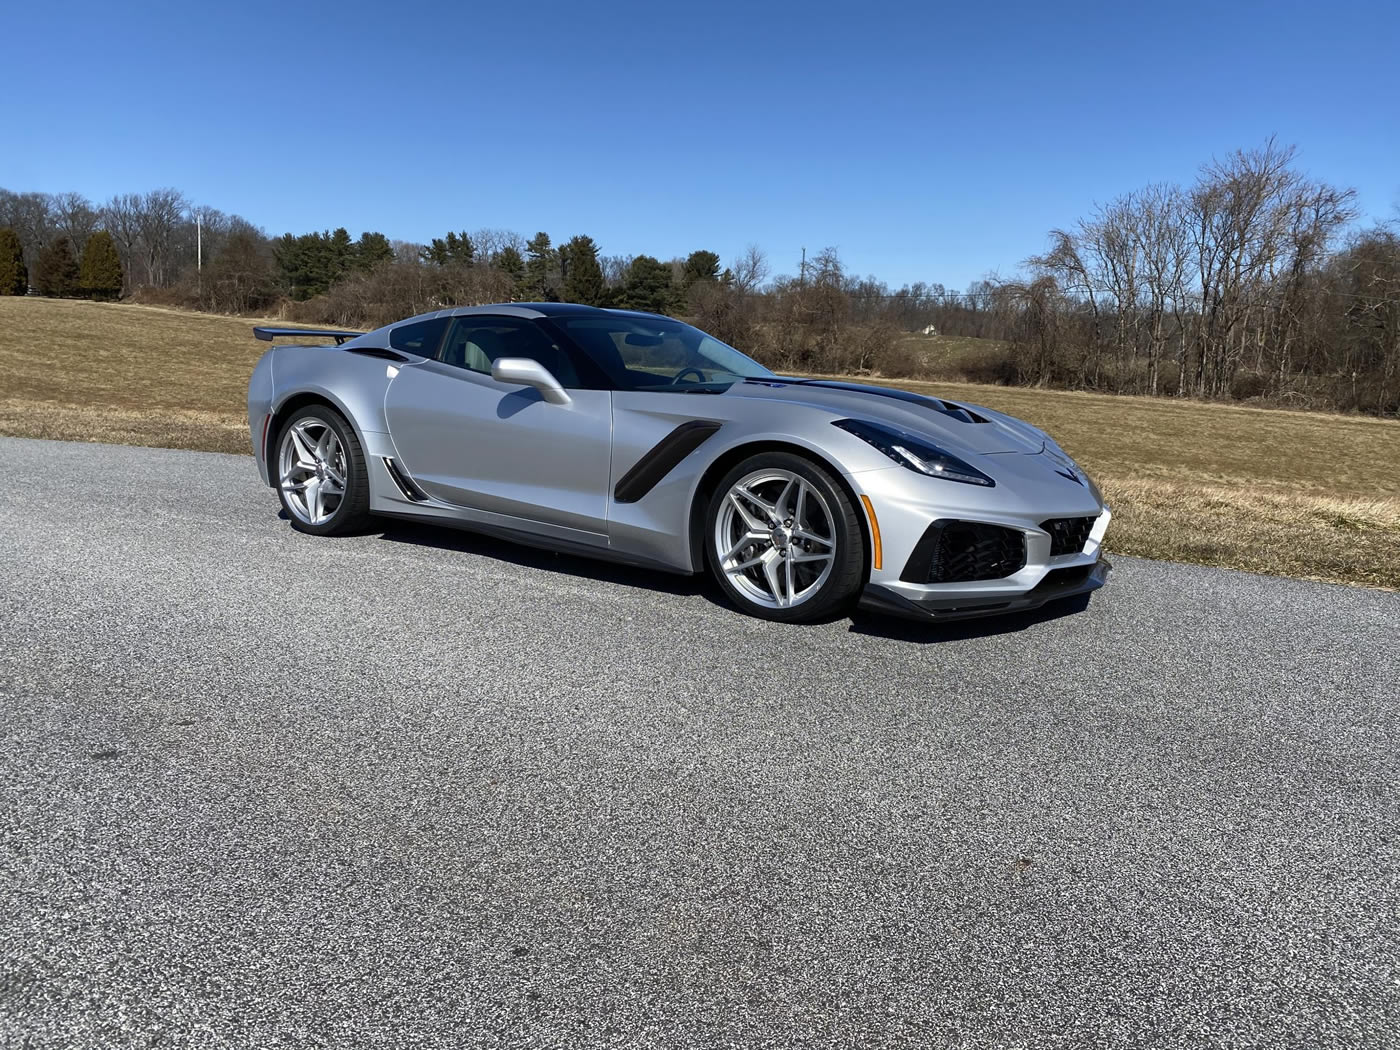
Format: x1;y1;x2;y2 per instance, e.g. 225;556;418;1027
705;452;866;623
275;405;371;535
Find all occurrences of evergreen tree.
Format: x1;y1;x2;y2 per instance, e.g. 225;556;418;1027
354;231;394;271
522;232;557;300
421;231;474;267
328;227;354;280
682;250;721;287
494;245;524;281
34;235;80;297
78;230;124;300
274;229;356;299
560;235;604;305
620;255;676;313
0;227;26;295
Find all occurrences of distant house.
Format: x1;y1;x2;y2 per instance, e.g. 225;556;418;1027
920;324;938;336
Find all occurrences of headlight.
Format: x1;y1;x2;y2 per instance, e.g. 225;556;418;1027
832;419;995;487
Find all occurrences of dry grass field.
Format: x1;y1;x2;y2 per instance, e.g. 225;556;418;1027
2;296;1397;588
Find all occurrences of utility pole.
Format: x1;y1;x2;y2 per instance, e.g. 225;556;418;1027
196;211;202;296
800;246;806;289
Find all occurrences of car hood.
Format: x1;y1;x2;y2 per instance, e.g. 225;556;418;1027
725;378;1051;457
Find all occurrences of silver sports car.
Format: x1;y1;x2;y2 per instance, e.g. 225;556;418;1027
247;304;1110;622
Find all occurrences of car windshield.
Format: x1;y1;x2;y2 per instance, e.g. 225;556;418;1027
553;315;774;391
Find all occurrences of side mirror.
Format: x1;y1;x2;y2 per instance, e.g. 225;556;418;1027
490;357;571;405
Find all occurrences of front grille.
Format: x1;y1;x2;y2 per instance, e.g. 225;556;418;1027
1041;516;1095;557
901;520;1026;584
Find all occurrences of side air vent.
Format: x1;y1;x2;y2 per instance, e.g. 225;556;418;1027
614;421;722;504
901;520;1026;583
382;457;430;502
1041;516;1095;557
346;346;411;363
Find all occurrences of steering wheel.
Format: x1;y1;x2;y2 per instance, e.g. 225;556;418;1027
671;367;707;385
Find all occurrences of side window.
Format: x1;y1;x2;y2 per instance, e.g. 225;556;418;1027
438;317;581;387
389;317;449;356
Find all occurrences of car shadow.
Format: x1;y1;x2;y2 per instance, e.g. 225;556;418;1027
368;518;1094;642
847;592;1093;643
372;519;723;606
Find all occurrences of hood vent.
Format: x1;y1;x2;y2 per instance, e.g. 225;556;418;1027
765;379;989;423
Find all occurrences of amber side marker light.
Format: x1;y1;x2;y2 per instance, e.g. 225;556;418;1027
859;494;882;570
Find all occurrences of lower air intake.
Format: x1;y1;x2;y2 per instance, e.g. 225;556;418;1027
901;520;1027;584
1042;516;1095;557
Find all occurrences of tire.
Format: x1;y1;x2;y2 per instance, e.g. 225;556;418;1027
704;451;866;623
273;404;372;536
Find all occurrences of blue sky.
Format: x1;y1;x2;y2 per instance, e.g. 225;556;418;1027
6;0;1398;288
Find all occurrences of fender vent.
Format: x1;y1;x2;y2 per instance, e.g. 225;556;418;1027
382;457;430;502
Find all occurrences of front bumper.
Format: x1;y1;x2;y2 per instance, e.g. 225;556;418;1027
848;462;1113;622
858;556;1111;622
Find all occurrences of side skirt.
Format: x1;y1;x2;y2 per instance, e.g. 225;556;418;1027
372;509;699;577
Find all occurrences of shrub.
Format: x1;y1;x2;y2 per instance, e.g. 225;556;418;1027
872;342;925;378
0;227;26;295
79;231;123;300
947;342;1019;385
34;236;80;297
1229;370;1270;402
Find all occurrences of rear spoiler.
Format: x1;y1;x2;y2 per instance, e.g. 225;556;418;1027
253;326;361;345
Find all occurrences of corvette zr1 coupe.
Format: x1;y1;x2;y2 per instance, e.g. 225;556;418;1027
247;304;1110;623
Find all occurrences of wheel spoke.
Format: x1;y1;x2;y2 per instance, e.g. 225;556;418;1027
761;550;786;606
793;481;807;528
305;478;323;522
729;551;768;573
728;492;767;532
774;476;797;518
734;484;777;520
289;426;316;467
281;478;310;493
784;555;795;603
789;549;832;564
722;531;768;564
793;529;833;547
323;460;346;486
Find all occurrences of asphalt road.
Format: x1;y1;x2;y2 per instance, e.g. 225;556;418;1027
1;436;1397;1049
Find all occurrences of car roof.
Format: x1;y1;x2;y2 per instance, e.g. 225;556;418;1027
382;303;675;327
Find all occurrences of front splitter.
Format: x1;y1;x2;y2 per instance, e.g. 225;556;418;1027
857;558;1111;623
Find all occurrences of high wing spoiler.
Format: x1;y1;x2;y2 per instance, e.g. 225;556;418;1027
253;326;361;345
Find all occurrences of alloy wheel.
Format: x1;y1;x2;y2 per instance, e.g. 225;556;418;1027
714;468;836;609
278;417;347;526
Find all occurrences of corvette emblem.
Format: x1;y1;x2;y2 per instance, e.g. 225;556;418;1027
1055;467;1082;485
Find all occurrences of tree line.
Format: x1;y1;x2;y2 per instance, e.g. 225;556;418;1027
2;139;1396;415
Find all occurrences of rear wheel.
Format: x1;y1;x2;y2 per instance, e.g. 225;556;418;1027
275;405;371;535
705;452;865;623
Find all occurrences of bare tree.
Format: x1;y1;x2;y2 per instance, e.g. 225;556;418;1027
471;228;525;260
136;188;188;287
0;190;55;275
1132;184;1191;394
51;192;99;255
101;193;144;292
729;244;769;294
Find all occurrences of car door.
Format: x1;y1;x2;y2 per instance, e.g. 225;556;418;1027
382;314;612;537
